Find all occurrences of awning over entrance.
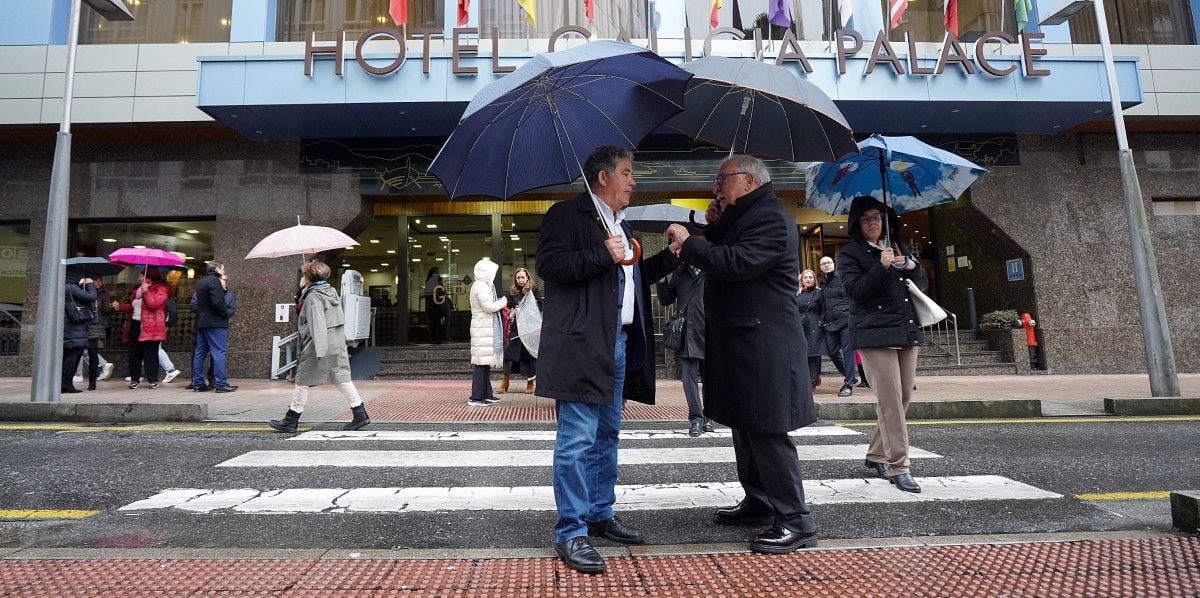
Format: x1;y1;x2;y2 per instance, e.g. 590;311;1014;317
196;46;1141;140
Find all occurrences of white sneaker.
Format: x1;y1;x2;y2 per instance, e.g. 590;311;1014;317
101;363;114;380
72;375;83;383
467;400;491;407
163;369;181;384
124;376;131;382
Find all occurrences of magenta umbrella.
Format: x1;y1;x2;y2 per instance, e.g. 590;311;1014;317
108;247;185;268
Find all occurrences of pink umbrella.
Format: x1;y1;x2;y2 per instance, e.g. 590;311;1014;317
108;247;186;267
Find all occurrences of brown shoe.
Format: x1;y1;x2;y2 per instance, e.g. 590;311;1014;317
496;373;510;394
525;379;535;394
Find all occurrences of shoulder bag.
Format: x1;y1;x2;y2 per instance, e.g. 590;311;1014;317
64;289;94;323
904;278;948;327
661;286;694;352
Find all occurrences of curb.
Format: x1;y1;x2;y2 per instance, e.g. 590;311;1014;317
817;399;1041;421
1171;491;1200;534
1104;397;1200;416
0;402;207;423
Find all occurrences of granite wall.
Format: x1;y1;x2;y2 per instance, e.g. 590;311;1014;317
967;133;1199;374
0;138;366;379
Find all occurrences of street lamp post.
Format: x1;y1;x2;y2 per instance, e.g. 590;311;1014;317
29;0;134;403
1040;1;1180;397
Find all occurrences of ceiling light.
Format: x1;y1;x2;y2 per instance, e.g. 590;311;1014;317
426;224;437;229
510;235;520;240
345;246;354;250
133;245;146;248
451;249;460;253
413;244;422;248
387;249;396;254
514;247;523;252
342;263;351;267
369;239;381;244
370;269;379;272
411;258;421;262
102;238;117;242
380;263;389;266
435;257;444;262
414;219;421;224
185;229;200;234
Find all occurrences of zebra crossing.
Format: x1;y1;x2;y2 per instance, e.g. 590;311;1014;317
119;424;1063;516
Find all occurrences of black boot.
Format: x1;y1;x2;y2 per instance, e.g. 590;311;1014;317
343;404;371;431
269;409;301;433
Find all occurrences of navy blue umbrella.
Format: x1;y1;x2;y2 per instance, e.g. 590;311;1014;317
429;41;691;201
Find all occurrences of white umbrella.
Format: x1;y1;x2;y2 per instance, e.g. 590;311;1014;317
245;218;359;259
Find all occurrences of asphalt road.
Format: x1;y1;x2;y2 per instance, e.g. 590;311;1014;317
1;418;1196;551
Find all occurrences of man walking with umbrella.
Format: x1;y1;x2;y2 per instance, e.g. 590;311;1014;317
192;261;237;393
666;155;819;554
536;145;679;574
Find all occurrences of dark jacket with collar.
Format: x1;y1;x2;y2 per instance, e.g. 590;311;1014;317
679;182;816;433
835;196;928;349
195;271;233;329
535;192;678;405
818;271;850;332
656;265;706;360
64;278;97;350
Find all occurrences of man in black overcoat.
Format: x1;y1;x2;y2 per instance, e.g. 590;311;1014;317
666;154;818;554
536;146;678;574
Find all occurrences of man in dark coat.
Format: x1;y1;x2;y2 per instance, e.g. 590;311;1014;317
536;145;678;574
818;255;856;396
666;154;818;554
191;261;237;393
656;264;710;437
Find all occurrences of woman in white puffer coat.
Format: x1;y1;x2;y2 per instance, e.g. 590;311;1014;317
468;258;508;406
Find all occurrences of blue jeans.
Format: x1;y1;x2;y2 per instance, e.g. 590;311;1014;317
553;329;627;544
192;327;228;387
825;327;855;387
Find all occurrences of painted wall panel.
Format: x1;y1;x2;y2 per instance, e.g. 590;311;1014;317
135;70;200;96
0;74;46;99
0;98;42;124
0;46;49;74
133;96;213;121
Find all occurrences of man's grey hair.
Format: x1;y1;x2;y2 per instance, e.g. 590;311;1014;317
206;261;224;274
584;145;634;186
724;154;771;185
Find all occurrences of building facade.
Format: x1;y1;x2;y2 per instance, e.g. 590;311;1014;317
1;0;1198;378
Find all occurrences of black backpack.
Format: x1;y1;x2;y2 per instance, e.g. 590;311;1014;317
164;296;178;327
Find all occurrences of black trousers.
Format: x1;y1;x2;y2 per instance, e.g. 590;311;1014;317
84;339;101;387
62;346;84;391
731;428;816;533
470;365;494;402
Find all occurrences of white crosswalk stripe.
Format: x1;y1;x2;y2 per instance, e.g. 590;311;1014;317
119;476;1061;514
290;427;863;442
217;445;940;468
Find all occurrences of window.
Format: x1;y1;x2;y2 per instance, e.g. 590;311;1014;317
1069;0;1197;44
277;0;444;41
1151;197;1200;215
889;0;1021;43
79;0;233;44
0;223;30;356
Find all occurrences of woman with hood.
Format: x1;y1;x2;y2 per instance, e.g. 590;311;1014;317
269;259;370;433
62;268;97;393
468;258;507;407
835;196;928;494
112;267;169;389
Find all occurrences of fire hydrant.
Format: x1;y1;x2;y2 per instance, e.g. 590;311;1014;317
1017;312;1039;369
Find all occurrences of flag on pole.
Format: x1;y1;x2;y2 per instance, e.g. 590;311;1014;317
768;0;791;27
1014;0;1032;31
519;0;536;27
838;0;854;26
943;0;957;36
710;0;722;28
649;1;661;30
888;0;907;29
584;0;594;23
389;0;407;26
457;0;470;26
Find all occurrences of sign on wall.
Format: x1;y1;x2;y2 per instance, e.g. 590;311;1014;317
1006;258;1025;282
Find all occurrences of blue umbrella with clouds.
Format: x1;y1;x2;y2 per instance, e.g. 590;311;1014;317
804;135;988;241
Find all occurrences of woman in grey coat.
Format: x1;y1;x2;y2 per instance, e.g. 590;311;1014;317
269;260;370;433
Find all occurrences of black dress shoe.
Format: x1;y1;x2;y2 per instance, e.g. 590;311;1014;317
193;385;211;392
688;420;703;437
587;515;644;545
864;459;889;479
749;524;819;554
838;384;853;397
713;500;773;526
61;387;82;394
702;419;715;433
892;473;922;493
213;385;239;393
554;536;605;574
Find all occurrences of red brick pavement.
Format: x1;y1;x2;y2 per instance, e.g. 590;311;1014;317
2;537;1197;596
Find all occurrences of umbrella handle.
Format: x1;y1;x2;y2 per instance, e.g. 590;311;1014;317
611;235;642;266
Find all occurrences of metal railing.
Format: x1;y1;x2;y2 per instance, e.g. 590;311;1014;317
922;311;962;365
271;332;300;379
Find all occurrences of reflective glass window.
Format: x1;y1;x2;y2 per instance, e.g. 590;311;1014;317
277;0;444;41
0;223;30;356
1068;0;1197;44
79;0;233;44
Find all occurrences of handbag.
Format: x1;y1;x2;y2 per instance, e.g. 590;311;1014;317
64;290;94;323
662;312;686;352
904;278;948;327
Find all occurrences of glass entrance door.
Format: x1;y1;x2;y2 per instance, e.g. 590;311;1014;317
407;215;492;343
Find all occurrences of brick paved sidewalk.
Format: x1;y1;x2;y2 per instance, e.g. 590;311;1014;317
1;536;1196;596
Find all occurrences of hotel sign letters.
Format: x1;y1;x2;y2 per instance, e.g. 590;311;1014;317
304;26;1050;80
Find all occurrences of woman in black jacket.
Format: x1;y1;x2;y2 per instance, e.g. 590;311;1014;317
63;269;97;394
498;267;542;395
796;269;825;392
835;196;928;494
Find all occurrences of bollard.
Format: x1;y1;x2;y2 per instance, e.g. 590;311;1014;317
965;287;978;331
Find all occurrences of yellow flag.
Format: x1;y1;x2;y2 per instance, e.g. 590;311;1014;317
518;0;536;27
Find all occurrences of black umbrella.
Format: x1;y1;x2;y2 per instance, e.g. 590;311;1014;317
623;204;708;233
64;257;126;278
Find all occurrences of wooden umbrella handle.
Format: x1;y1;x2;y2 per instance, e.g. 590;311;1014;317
610;235;642;266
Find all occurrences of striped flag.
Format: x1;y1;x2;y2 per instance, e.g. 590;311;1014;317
584;0;594;23
710;0;722;28
389;0;407;26
519;0;536;27
943;0;957;36
457;0;469;26
888;0;907;29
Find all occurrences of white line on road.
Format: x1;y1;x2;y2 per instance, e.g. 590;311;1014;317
290;427;862;442
118;476;1061;514
216;445;940;468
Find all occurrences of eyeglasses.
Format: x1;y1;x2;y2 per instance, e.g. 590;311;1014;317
859;213;884;224
713;171;749;185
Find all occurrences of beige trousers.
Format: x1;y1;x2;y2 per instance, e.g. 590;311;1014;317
859;347;920;475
